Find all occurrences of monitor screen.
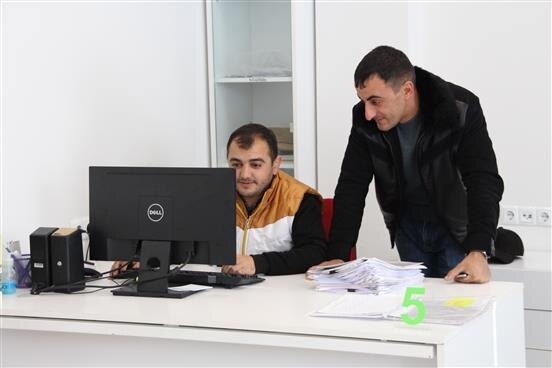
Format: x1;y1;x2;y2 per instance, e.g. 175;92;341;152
88;166;236;298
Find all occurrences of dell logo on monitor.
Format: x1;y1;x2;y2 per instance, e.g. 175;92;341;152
147;203;164;222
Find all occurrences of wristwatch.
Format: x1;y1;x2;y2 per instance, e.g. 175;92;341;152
470;250;489;260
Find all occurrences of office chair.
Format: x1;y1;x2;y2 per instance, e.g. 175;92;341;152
322;198;356;261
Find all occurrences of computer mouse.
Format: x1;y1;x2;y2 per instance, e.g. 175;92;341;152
83;267;102;278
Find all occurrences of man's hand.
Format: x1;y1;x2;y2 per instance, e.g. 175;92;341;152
110;260;139;278
445;251;490;283
305;259;344;280
221;255;256;275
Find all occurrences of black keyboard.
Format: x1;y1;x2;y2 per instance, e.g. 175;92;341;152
168;270;265;289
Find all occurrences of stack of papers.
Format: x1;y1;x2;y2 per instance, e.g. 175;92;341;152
307;257;426;294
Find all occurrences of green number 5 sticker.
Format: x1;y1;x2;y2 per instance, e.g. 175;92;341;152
401;287;426;325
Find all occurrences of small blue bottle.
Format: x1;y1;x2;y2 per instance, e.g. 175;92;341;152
2;253;17;295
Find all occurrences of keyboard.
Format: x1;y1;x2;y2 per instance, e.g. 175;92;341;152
168;270;265;289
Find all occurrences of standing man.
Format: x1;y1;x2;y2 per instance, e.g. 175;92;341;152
323;46;503;283
222;123;327;275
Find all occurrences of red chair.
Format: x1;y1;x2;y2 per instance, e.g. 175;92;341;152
322;198;356;261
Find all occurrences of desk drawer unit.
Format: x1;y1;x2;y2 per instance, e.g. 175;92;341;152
525;310;552;367
525;310;552;351
491;250;552;367
526;350;551;367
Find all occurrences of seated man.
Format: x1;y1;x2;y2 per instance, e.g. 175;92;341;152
222;123;326;275
111;123;326;276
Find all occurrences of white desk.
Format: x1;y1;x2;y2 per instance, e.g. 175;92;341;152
1;275;524;367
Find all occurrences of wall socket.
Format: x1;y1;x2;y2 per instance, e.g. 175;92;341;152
537;207;551;226
501;206;519;225
70;216;89;230
500;205;551;226
519;207;537;225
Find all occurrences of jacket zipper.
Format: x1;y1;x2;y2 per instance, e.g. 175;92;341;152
238;202;261;256
415;131;427;197
241;217;250;256
416;130;446;224
383;132;402;248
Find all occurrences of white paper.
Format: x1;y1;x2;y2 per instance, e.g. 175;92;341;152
311;293;404;318
390;296;494;325
312;293;493;325
168;284;212;292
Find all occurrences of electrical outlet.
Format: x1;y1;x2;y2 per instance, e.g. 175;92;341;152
500;205;519;225
70;216;89;230
519;207;537;225
536;207;551;226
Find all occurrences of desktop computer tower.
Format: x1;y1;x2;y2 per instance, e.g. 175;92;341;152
30;227;84;293
50;228;85;292
30;227;58;291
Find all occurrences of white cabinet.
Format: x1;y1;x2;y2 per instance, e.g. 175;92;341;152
205;0;316;186
491;250;552;367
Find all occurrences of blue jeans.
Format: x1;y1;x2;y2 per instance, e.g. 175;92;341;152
395;216;465;278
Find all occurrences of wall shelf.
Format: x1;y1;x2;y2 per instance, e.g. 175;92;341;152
216;77;292;84
206;0;316;186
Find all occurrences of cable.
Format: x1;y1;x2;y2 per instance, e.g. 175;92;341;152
121;252;192;289
36;279;136;295
71;279;136;294
31;251;193;295
76;225;91;262
30;261;135;295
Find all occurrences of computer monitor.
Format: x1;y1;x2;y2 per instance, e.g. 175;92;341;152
88;166;236;298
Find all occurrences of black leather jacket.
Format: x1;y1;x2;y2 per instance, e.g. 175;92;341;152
327;67;504;261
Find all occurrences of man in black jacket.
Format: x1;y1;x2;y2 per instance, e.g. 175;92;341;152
322;46;503;283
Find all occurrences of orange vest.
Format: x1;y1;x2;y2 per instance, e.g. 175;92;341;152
235;170;321;255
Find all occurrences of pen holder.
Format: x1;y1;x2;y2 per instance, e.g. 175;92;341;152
13;254;32;288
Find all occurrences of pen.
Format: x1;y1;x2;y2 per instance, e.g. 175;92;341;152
456;272;469;280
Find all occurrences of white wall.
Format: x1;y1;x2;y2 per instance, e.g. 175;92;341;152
1;1;210;251
315;1;551;259
2;1;550;257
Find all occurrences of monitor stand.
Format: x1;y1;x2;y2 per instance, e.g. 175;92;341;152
112;240;194;299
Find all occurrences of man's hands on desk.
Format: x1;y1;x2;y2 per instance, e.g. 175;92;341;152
221;255;256;275
110;260;139;278
445;250;490;284
305;259;344;280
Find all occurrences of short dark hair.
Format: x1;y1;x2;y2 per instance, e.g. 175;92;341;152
354;45;415;91
226;123;278;162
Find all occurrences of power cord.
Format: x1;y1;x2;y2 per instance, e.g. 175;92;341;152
31;251;192;295
123;252;192;289
30;261;135;295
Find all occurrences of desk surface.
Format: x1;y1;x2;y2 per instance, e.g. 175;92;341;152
490;250;551;272
1;272;522;346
